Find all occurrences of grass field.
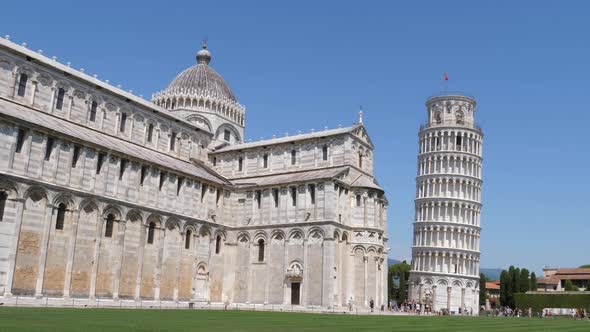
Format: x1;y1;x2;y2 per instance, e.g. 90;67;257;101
0;307;588;331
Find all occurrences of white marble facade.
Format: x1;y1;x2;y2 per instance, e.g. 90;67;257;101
0;37;388;309
409;94;483;314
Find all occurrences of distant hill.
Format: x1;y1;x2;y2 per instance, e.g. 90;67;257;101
480;268;503;280
388;258;401;266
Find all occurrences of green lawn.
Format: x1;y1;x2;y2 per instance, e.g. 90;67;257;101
0;307;588;331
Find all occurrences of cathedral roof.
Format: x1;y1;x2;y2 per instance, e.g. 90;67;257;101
211;125;361;153
0;98;229;186
156;43;236;103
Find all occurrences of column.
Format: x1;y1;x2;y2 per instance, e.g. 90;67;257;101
29;80;37;105
283;238;289;305
447;286;452;311
48;87;56;113
153;227;165;300
63;208;81;298
135;223;146;300
363;255;368;307
3;197;25;297
35;204;54;297
301;239;308;306
89;212;103;299
112;219;127;300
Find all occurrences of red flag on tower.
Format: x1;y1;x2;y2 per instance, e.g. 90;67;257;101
444;72;449;81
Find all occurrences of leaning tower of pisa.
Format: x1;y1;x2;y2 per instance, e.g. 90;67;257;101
408;93;483;315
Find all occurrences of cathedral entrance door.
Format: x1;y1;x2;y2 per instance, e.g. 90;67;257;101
291;282;300;305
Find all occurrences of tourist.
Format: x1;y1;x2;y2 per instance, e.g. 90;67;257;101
369;298;374;313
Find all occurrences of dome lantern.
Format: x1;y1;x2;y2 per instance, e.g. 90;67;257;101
196;41;211;65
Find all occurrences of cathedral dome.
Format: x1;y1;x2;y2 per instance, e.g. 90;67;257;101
159;43;236;102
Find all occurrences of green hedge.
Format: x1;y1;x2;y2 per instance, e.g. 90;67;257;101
514;293;590;314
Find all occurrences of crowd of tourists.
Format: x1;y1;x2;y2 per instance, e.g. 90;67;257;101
482;306;589;320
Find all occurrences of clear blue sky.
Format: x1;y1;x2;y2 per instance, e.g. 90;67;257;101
2;1;588;273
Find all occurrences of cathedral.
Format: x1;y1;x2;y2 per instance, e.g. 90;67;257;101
0;37;388;309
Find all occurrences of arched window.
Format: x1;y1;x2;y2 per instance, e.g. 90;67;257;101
185;230;192;249
455;111;464;124
434;111;442;124
356;194;362;207
170;132;177;151
55;203;67;230
147;124;154;143
119;113;127;132
257;239;265;262
215;235;221;254
147;222;156;244
56;88;65;110
89;101;98;122
104;214;115;238
17;73;28;97
0;191;7;221
359;152;363;168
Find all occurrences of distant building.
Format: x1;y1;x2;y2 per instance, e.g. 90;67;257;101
536;268;590;291
485;280;500;308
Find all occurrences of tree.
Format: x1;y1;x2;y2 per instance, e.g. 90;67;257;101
519;268;530;293
388;261;410;304
530;272;538;291
579;264;590;268
500;270;510;307
479;273;487;306
564;279;576;291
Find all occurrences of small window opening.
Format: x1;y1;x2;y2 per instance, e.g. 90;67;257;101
185;230;192;249
0;191;7;221
272;189;279;208
170;132;177;151
291;187;297;207
224;129;231;142
322;145;328;161
258;239;265;262
147;222;156;244
213;157;217;166
356;194;362;207
263;154;268;168
56;88;65;110
105;214;115;238
119;159;127;180
256;190;262;209
96;152;106;174
216;188;222;206
44;137;54;161
15;129;26;153
72;145;80;168
309;184;316;205
215;235;221;254
359;152;363;168
89;101;98;122
177;177;184;196
238;157;243;171
159;172;166;191
17;73;28;97
140;165;148;186
147;124;154;143
201;184;208;203
456;136;463;149
119;113;127;132
291;150;297;165
55;203;66;230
